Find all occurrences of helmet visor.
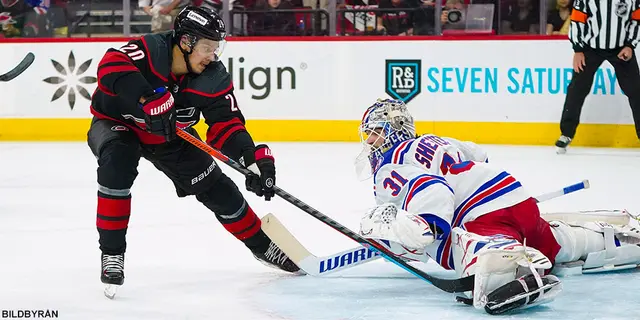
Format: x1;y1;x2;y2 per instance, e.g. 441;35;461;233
193;38;226;61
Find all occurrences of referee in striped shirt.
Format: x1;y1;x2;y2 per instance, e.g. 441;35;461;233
556;0;640;153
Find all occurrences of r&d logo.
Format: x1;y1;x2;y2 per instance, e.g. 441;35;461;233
385;59;421;103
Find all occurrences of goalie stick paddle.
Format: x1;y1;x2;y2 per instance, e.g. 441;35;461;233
0;53;35;82
176;128;475;294
262;179;591;277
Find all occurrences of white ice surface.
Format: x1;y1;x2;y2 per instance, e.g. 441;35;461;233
1;142;639;320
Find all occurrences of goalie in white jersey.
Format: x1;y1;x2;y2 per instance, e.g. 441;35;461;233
355;98;640;315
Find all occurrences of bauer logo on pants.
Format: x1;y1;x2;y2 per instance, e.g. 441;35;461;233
385;59;421;103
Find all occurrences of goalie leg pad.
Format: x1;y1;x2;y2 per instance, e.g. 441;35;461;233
542;209;632;226
484;274;562;315
450;228;553;309
550;220;640;274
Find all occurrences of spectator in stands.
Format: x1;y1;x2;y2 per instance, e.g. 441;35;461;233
441;0;465;30
376;0;416;35
501;0;539;34
251;0;298;35
294;0;334;35
140;0;190;33
197;0;223;13
546;0;571;35
233;0;258;8
336;0;379;35
288;0;309;7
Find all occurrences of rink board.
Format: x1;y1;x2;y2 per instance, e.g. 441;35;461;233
0;36;638;147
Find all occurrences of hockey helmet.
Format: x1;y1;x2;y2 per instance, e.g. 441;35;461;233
173;6;226;61
355;98;416;179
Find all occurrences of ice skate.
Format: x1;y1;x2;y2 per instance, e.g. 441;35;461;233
249;232;301;274
101;253;124;299
555;135;572;154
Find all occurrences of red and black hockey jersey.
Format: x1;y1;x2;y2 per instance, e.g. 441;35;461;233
90;31;255;161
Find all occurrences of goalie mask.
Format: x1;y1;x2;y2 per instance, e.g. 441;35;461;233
355;98;416;180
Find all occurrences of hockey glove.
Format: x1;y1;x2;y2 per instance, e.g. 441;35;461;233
243;144;276;201
140;90;176;141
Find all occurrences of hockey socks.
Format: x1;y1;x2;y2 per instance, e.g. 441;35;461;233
96;191;131;254
217;202;262;242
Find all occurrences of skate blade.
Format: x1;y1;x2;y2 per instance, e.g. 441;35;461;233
104;284;120;299
555;146;567;154
256;259;305;275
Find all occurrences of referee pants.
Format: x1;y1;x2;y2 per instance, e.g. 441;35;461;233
560;47;640;140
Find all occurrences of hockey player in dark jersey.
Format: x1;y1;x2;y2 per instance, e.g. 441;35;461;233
87;6;300;298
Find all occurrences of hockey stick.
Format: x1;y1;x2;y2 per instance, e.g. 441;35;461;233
261;213;430;277
261;179;592;277
176;128;475;293
0;53;35;82
534;180;589;203
264;209;634;277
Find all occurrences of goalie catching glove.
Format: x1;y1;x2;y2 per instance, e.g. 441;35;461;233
359;203;435;253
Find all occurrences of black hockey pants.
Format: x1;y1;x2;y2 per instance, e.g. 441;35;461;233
87;117;261;255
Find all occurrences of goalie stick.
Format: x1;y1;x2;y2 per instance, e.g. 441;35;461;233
0;53;35;82
534;180;589;203
261;180;595;277
262;209;635;277
176;128;474;293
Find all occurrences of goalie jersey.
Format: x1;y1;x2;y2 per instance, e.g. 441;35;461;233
372;135;529;270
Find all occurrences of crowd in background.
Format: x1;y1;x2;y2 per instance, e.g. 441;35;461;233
0;0;573;38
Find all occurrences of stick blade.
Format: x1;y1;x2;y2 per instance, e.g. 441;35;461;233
0;52;35;82
261;213;314;268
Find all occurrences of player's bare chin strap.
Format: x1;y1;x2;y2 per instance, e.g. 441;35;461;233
178;45;195;74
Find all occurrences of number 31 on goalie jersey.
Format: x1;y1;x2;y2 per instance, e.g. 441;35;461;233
383;170;408;196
